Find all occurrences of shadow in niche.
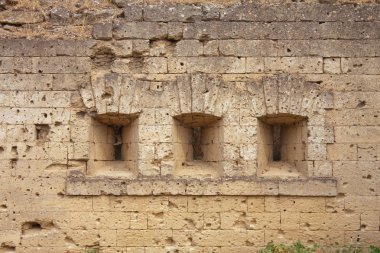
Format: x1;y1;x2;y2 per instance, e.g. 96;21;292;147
172;113;223;179
87;113;139;179
258;113;309;179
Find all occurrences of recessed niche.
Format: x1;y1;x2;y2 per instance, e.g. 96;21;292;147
173;113;223;179
257;113;308;178
87;113;139;178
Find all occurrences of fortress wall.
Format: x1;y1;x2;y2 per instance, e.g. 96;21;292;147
0;0;379;252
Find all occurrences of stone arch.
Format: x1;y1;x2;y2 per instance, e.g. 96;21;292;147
247;74;334;178
79;72;142;115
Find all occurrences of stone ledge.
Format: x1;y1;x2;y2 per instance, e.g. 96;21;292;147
65;171;337;196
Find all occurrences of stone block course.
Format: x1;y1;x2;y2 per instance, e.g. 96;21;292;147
0;1;380;252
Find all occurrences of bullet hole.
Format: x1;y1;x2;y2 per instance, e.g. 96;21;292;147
0;244;15;252
22;221;42;234
11;146;17;155
101;86;114;99
35;124;50;141
128;57;144;70
76;111;86;118
0;146;4;153
287;48;291;52
91;46;116;68
356;100;366;108
41;95;46;101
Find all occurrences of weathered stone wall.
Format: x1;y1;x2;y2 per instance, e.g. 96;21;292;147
0;0;380;252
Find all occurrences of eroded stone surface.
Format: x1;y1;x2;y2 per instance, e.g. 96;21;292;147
0;2;379;252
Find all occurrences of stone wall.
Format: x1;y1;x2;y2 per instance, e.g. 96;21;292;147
0;0;379;252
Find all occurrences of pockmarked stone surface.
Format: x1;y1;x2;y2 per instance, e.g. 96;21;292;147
0;0;379;252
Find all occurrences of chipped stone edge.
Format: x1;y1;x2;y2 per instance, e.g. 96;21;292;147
65;170;337;196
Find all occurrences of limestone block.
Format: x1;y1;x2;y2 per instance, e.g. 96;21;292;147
300;213;360;231
360;211;380;231
32;57;91;74
281;212;300;230
0;11;43;24
265;196;326;212
333;161;380;196
326;196;345;213
110;40;133;57
123;5;143;21
204;40;219;56
93;23;113;40
112;57;167;74
316;22;380;40
326;109;380;126
119;76;139;114
204;213;221;229
6;124;35;142
187;196;247;212
308;40;380;57
186;180;220;196
246;57;265;73
342;57;380;74
176;74;192;113
221;212;280;230
221;246;262;253
167;22;183;41
113;21;168;39
0;74;52;91
125;247;145;253
307;143;327;160
191;230;264;247
323;57;341;74
0;57;33;74
11;91;72;108
265;57;323;73
144;4;219;22
278;40;311;57
184;57;245;74
279;179;337;196
166;197;187;212
345;196;380;211
137;161;160;177
247;197;265;212
53;74;90;91
130;213;148;229
358;144;378;161
152;180;186;195
174;40;203;57
131;40;150;56
263;76;278;114
70;212;131;230
335;126;380;143
139;125;171;143
148;212;203;229
116;230;173;246
344;231;380;245
308;126;334;144
334;91;379;109
168;57;187;73
219;40;277;57
313;161;333;177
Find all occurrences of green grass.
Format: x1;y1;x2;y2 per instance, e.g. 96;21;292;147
258;241;380;253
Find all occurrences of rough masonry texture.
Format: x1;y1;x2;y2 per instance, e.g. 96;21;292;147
0;0;379;252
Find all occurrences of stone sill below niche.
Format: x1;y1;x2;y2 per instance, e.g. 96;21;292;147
65;171;337;196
